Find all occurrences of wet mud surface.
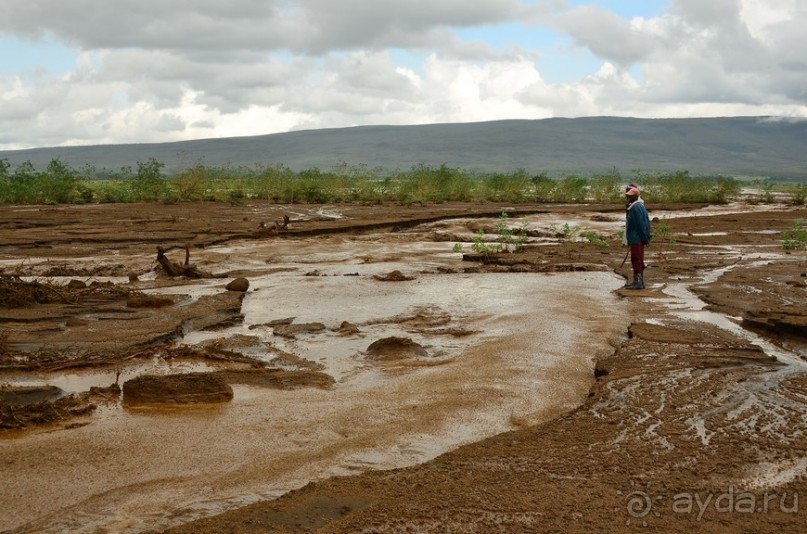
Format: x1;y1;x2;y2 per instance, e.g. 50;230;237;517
1;200;806;532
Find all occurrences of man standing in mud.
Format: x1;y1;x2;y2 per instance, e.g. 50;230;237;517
624;185;651;289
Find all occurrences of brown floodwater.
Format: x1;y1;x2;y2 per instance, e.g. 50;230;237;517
1;215;630;533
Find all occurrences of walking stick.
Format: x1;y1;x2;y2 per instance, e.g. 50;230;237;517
620;247;630;268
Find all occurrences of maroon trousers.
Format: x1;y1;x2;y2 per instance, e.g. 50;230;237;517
630;244;646;274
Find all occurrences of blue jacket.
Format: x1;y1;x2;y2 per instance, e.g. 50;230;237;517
626;199;651;245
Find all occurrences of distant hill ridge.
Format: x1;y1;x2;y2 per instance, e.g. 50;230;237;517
1;116;805;179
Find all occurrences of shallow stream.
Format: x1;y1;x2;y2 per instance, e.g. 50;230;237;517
1;215;629;533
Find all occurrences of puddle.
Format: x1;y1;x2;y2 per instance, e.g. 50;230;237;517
683;232;729;237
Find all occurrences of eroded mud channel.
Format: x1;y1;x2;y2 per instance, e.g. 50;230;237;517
1;201;806;533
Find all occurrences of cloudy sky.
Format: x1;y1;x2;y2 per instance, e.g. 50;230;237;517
0;0;805;149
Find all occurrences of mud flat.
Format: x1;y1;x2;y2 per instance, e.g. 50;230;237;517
1;201;806;533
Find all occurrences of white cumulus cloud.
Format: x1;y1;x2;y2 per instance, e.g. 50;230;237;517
0;0;805;149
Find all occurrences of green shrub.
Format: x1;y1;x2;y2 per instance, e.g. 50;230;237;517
553;175;588;203
710;176;741;203
531;173;556;202
638;171;739;204
396;164;477;204
782;220;806;250
589;170;622;204
91;181;134;203
132;159;167;201
42;159;82;203
789;185;806;206
172;164;211;201
484;170;530;202
652;223;676;246
0;158;85;204
0;158;755;207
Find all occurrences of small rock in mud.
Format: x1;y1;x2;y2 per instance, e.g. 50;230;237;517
338;321;361;335
366;337;428;361
225;277;250;292
66;279;87;290
594;363;609;379
122;373;233;405
268;351;325;371
373;270;414;282
267;317;296;326
419;327;477;337
591;215;619;222
198;334;266;352
273;322;327;338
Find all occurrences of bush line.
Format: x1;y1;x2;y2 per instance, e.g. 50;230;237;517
3;157;798;206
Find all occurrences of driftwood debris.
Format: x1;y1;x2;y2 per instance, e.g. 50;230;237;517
156;245;206;278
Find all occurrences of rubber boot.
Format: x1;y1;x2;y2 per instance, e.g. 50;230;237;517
626;272;644;290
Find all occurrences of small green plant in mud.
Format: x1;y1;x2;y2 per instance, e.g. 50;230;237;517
452;243;464;253
782;220;807;251
495;213;529;252
653;223;676;246
651;222;677;264
760;184;776;204
563;223;578;241
582;231;610;248
495;213;514;251
513;221;529;252
550;222;580;243
471;229;500;256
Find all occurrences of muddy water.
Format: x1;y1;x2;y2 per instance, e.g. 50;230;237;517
0;218;629;533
